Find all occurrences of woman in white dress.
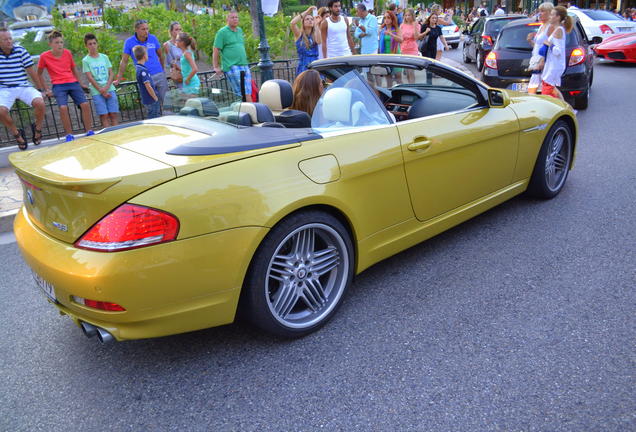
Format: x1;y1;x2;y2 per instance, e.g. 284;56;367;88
540;6;573;101
526;2;554;94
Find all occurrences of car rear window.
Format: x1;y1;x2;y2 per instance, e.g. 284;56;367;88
497;24;580;50
485;17;524;37
582;10;624;21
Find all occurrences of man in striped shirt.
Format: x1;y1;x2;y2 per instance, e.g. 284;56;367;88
0;28;46;150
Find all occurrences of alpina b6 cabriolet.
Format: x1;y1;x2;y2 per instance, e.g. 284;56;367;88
11;55;577;343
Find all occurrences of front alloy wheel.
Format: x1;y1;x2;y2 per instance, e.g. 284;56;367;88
242;211;353;337
527;120;573;198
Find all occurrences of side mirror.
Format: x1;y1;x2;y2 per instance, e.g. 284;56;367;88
590;36;603;45
488;88;510;108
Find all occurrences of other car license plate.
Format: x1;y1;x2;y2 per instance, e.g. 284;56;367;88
32;271;57;302
511;82;528;92
618;27;631;32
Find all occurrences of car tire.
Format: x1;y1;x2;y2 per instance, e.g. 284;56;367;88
462;43;472;63
240;210;354;338
527;120;573;199
451;43;459;49
476;50;484;72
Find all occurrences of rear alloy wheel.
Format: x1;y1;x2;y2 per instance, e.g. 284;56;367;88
242;211;354;337
527;120;573;199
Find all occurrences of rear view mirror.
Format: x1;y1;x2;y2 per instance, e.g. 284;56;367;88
590;36;603;45
488;89;509;108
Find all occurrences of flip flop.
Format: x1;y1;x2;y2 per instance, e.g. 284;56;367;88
13;128;27;150
31;123;43;146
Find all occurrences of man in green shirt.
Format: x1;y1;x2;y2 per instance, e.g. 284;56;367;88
213;11;253;101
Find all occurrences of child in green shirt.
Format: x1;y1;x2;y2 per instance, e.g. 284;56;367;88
82;33;119;127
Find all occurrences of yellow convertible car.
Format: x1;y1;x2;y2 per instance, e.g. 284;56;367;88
11;55;577;343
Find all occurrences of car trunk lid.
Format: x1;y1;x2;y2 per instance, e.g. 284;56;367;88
10;138;176;244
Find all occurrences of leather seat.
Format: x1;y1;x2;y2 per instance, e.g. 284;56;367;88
259;79;312;128
259;79;294;115
179;97;219;117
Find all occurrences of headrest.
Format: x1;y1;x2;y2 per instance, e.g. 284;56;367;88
259;79;293;111
222;111;252;126
238;102;275;124
184;97;219;117
275;109;311;128
321;88;351;123
178;106;201;117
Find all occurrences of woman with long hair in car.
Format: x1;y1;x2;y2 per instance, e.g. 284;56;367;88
290;69;323;116
290;6;322;74
540;6;573;101
526;2;554;94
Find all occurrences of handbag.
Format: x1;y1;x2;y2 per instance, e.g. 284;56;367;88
418;34;429;53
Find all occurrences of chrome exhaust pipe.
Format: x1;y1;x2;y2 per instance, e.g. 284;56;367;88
96;327;115;344
80;321;98;338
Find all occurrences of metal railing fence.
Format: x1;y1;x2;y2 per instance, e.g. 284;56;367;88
1;59;298;148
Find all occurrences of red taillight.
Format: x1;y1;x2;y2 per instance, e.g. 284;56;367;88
482;35;494;46
569;91;582;95
72;296;126;311
76;204;179;252
599;24;614;34
454;26;459;32
569;47;586;66
485;51;497;69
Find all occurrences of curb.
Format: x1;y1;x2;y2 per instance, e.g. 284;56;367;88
0;209;17;234
0;136;63;169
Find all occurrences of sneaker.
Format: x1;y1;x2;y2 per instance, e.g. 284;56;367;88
86;130;95;136
65;134;75;142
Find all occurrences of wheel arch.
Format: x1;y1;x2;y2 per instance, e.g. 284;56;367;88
264;202;359;273
556;114;577;169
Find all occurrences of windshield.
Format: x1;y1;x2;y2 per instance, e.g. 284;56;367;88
311;70;391;132
485;17;524;38
163;87;244;127
582;10;624;21
497;24;578;51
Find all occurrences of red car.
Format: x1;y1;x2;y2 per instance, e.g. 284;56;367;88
593;32;636;63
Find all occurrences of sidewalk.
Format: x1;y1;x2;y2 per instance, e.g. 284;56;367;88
0;167;20;234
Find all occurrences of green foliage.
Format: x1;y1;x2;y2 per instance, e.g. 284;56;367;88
43;6;296;82
17;31;49;56
452;15;465;27
101;6;295;77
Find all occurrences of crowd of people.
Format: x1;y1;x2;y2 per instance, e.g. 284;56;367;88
4;1;634;149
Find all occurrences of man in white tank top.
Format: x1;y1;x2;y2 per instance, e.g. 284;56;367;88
320;0;355;58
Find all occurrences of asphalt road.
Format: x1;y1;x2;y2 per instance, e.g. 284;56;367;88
1;50;634;431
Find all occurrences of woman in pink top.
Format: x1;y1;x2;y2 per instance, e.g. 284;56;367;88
400;8;420;83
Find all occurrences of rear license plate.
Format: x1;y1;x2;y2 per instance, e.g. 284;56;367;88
511;82;528;92
32;271;57;302
618;27;631;32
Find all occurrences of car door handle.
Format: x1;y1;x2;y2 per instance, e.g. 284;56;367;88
407;137;432;152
